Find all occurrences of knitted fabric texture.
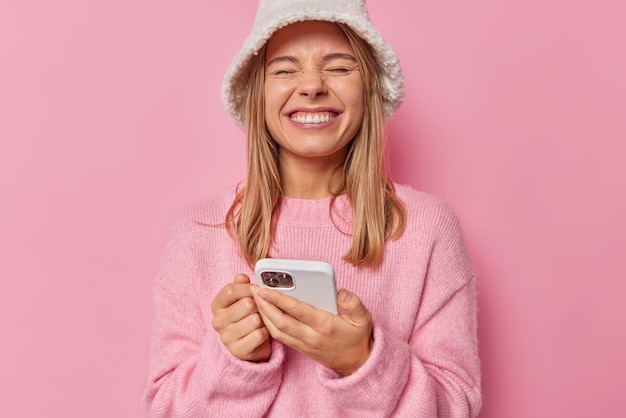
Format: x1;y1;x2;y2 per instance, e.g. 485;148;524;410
142;184;482;417
222;0;405;127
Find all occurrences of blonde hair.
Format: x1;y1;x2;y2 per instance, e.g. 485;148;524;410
225;23;405;267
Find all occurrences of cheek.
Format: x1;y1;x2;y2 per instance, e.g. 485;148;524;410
337;79;364;109
343;86;365;117
264;82;292;110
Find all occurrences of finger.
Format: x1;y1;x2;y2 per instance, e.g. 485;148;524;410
337;289;371;326
250;286;288;325
255;301;303;350
251;287;297;332
212;296;258;331
218;312;265;346
255;286;326;325
233;274;250;284
251;286;322;347
211;279;254;311
227;324;271;361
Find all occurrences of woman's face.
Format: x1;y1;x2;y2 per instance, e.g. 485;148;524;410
264;21;364;166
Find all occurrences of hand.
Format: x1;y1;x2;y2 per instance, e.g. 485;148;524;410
250;286;373;376
210;274;271;362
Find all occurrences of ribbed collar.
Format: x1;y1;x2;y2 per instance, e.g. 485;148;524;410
275;194;353;228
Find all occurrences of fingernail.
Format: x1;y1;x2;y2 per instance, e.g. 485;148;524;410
338;289;349;303
250;285;266;300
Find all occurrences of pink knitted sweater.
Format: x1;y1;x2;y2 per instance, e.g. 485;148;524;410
142;184;481;417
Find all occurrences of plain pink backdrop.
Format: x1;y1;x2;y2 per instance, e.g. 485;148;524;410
1;0;624;417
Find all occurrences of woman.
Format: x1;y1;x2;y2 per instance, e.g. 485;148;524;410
142;0;481;416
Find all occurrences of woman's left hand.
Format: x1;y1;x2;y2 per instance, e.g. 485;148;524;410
250;285;373;376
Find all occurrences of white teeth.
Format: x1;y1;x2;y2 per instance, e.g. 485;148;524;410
290;112;335;124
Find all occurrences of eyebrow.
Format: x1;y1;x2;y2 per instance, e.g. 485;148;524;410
266;53;357;68
266;55;299;68
323;53;358;64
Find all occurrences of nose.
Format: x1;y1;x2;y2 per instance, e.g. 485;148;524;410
297;71;327;98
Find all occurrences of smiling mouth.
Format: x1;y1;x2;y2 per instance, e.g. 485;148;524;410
289;111;338;124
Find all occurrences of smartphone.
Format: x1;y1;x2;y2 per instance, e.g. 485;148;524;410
254;258;338;314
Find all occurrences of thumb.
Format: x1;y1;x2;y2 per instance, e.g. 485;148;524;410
337;289;371;325
233;274;250;284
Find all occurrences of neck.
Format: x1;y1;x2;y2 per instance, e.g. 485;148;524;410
279;155;344;199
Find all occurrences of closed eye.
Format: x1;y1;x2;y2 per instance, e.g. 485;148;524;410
323;64;359;76
325;67;353;74
266;55;300;78
269;69;298;76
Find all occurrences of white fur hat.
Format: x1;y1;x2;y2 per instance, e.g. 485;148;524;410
222;0;405;127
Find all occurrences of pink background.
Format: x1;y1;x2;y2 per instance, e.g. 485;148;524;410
1;0;624;417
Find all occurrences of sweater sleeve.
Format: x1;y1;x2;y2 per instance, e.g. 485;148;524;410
315;203;482;417
141;212;285;417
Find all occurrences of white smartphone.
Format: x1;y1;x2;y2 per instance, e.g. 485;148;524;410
254;258;338;314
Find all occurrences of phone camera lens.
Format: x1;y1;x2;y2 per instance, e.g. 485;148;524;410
261;271;278;287
261;271;292;288
277;273;293;286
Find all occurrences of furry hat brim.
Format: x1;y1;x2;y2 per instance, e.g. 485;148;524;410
222;0;404;128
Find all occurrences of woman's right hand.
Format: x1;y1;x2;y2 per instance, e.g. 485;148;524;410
210;274;272;362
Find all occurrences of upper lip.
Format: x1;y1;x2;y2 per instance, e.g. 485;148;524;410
285;107;342;117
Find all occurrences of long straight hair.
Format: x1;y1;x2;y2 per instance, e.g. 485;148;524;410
225;23;405;267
